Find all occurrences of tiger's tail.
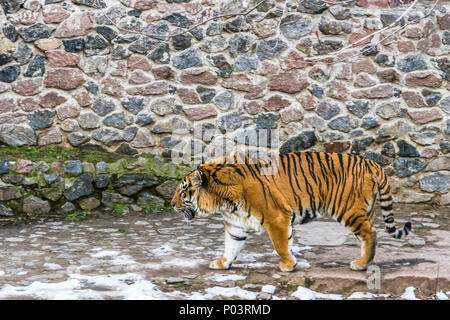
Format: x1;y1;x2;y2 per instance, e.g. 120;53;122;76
377;168;412;239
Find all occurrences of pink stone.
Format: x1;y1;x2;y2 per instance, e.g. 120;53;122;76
407;108;443;124
16;159;34;173
416;39;431;53
44;68;86;90
0;113;27;124
351;84;393;99
0;83;9;93
243;84;266;100
405;72;442;88
19;98;38;112
56;104;80;121
152;65;175;80
52;162;63;171
179;68;218;85
437;13;450;30
177;87;202;105
423;20;435;38
324;141;351;153
348;30;374;47
335;64;352;80
11;10;39;25
182;105;218;121
127;55;152;71
221;73;254;92
39;91;67;108
263;95;291;112
157;2;179;12
397;40;415;53
404;26;422;39
280;107;304;124
280;50;306;70
134;0;157;10
101;77;125;97
72;89;91;107
258;61;279;76
184;2;202;15
111;61;128;77
441;193;450;206
421;147;439;159
401;91;426;108
53;12;94;37
131;128;156;148
352;58;376;74
46;50;80;67
297;92;316;110
38;127;62;146
126;81;168;95
11;78;43;96
354;72;377;87
0;97;17;113
269;71;309;94
376;68;400;83
35;39;62;51
129;70;152;84
243;101;262;115
43;4;70;24
326;80;349;100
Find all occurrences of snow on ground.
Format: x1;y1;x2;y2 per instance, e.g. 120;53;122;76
205;274;247;282
347;292;390;299
291;286;343;300
436;291;449;300
401;287;420;300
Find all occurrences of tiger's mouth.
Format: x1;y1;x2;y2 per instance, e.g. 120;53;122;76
182;208;196;221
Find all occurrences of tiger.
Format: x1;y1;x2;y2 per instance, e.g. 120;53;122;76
171;152;412;272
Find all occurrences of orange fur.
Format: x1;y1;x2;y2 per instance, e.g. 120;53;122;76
171;152;411;271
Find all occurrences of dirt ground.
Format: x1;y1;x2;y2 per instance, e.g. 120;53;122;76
0;203;448;300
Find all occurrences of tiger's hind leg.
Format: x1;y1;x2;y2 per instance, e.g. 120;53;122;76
209;223;248;270
342;207;377;271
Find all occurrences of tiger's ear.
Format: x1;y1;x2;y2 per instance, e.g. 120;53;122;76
192;169;208;188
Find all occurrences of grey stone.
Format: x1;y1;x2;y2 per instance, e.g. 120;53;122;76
318;17;352;35
95;161;107;173
163;12;192;28
150;98;174;116
254;113;280;130
397;139;420;157
64;160;82;175
213;90;234;111
92;97;115;116
111;44;131;60
114;172;158;196
196;86;216;103
361;44;379;56
256;38;287;60
115;143;138;156
346;100;370;118
123;126;138;142
101;191;133;207
64;173;93;201
78;112;101;130
361;116;379;129
28;110;55;130
144;21;169;41
0;159;10;174
436;57;450;81
92;128;123;145
443;31;450;45
296;0;327;14
320;131;345;142
229;34;253;57
351;137;374;154
0;204;14;217
376;120;413;142
394;158;426;178
0;52;12;66
63;38;85;53
85;34;109;49
316;100;340;120
329;5;351;20
218;112;242;132
206;22;223;36
24;55;45;77
84;81;99;95
364;151;390;166
380;11;403;27
419;172;449;194
172;32;191;51
0;64;20;83
422;89;442;106
199;35;229;53
440;95;450;113
409;132;436;146
96;25;118;41
0;124;36;146
224;16;249;33
172;48;203;69
376;102;401;120
60;202;76;214
147;41;170;64
328;115;355;133
2;24;18;42
137;192;165;208
308;84;324;98
397;54;428;73
18;23;54;42
233;128;278;148
313;40;343;55
136;113;154;126
375;54;395;67
128;36;152;54
207;54;233;77
280;14;313;39
121;96;145;114
151;116;192;134
68;132;90;147
234;53;259;72
44;174;61;185
444;119;450;135
193;122;216;143
103;112;126;129
95;174;111;189
23;195;51;214
381;142;396;158
279;131;317;155
78;56;109;78
0;183;24;201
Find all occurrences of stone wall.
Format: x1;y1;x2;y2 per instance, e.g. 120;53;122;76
0;0;449;209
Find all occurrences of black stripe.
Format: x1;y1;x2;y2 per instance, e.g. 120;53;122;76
228;232;247;241
380;204;393;211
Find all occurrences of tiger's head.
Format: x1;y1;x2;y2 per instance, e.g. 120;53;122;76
171;163;243;221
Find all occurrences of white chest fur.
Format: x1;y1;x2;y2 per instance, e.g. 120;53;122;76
221;208;264;233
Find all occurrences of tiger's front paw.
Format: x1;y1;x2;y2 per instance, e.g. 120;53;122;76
279;260;296;272
209;258;230;270
350;259;368;271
